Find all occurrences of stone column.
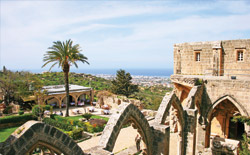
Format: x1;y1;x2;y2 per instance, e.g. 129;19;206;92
185;109;197;155
195;115;207;154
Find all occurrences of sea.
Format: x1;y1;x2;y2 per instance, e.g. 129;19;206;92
28;68;173;77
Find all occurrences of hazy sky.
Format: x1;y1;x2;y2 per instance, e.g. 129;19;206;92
1;0;250;72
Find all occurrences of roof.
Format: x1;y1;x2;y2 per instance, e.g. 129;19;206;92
42;84;92;95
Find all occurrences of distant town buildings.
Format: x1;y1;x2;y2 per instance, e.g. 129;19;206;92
95;74;173;87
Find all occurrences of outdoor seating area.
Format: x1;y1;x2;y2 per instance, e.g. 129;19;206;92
78;101;85;106
88;107;95;112
70;102;75;106
71;109;82;115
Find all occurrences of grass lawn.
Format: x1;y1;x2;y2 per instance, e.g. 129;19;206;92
56;115;109;122
0;126;19;142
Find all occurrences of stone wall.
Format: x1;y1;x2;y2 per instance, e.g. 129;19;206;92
174;39;250;76
204;78;250;114
99;95;144;110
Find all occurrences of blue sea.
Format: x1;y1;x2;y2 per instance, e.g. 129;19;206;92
29;68;173;77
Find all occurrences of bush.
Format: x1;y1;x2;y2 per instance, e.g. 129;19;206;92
71;128;83;140
3;106;13;114
93;125;104;132
84;122;94;133
50;114;56;119
0;113;37;124
44;105;52;111
43;117;73;131
18;110;24;115
32;105;44;117
82;113;92;120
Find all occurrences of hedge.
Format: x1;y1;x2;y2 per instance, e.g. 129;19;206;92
0;113;37;124
43;117;73;131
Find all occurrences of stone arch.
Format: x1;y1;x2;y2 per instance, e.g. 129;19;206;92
2;121;84;155
61;94;77;106
155;92;185;128
44;96;60;107
205;95;249;148
99;103;153;155
154;92;185;155
206;95;249;120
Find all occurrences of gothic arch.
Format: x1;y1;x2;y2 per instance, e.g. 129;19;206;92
155;92;185;127
99;103;153;155
206;95;249;121
2;121;84;155
154;92;185;155
205;95;249;148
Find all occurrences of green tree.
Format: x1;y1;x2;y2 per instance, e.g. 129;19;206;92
110;69;139;97
0;70;42;105
42;39;89;117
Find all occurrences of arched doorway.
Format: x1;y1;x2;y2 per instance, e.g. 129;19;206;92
205;96;248;147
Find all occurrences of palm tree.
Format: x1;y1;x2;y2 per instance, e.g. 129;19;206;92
42;39;89;116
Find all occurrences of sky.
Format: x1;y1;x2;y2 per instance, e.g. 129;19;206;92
1;0;250;72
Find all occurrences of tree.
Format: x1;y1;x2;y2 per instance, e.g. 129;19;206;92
0;69;42;105
110;69;139;97
42;39;89;117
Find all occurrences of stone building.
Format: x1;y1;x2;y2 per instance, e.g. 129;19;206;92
168;39;250;154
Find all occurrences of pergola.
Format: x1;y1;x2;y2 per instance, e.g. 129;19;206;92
41;84;93;108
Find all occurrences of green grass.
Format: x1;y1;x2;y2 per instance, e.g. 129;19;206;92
0;126;19;142
55;115;109;122
90;115;109;121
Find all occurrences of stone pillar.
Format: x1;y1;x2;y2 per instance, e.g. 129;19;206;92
195;115;207;154
185;109;197;155
59;100;62;108
74;97;78;106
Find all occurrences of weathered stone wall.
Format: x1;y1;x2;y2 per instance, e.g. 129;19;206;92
170;74;249;154
222;39;250;76
100;95;144;110
204;78;250;114
174;39;250;76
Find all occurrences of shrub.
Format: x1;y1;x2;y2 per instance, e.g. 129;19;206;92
0;113;37;124
84;122;94;133
18;110;24;115
50;114;56;119
71;128;83;140
43;117;73;131
3;106;13;114
44;105;52;111
93;125;104;132
82;113;92;120
32;105;44;117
